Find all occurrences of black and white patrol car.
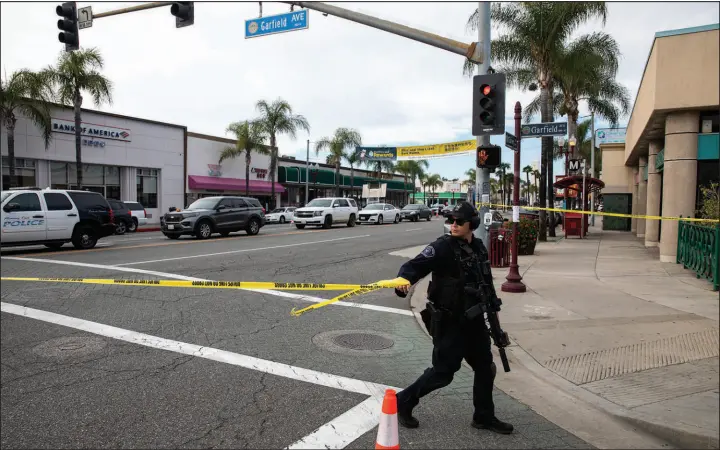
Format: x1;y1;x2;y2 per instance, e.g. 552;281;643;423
1;188;116;250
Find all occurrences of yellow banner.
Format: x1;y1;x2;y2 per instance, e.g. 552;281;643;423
397;139;476;160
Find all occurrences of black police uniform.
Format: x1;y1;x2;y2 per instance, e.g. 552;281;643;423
394;202;513;434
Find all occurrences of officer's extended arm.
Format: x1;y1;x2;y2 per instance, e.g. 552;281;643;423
394;241;443;297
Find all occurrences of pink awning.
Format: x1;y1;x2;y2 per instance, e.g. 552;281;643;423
188;175;285;194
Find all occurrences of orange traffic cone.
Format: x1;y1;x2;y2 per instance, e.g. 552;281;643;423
375;389;400;449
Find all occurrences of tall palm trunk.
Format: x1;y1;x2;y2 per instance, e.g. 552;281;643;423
538;83;550;241
74;89;83;189
245;152;251;195
6;118;17;188
350;166;355;199
335;161;340;197
269;134;277;209
526;173;530;203
546;87;556;237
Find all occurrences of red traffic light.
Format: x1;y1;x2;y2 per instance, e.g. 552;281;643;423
481;84;492;96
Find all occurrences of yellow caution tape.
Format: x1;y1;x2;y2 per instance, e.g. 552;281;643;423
0;276;409;316
475;202;719;223
0;276;405;291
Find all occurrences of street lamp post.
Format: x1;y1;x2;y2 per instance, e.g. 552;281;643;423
558;136;566;210
568;136;576;209
501;101;527;293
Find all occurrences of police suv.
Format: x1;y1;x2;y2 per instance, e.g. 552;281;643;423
1;188;116;250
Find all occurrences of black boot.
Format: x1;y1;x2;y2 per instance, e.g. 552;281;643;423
472;417;514;435
397;404;419;428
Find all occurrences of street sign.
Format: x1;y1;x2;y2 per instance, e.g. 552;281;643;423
245;9;308;39
505;132;517;151
78;6;92;29
568;159;580;173
520;121;567;138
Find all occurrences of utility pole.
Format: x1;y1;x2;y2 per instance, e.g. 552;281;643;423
474;1;491;245
590;111;596;226
305;139;310;205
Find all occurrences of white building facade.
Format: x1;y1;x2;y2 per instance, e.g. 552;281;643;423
0;105;186;224
185;132;285;210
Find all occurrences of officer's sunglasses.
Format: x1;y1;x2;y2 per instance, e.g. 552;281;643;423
445;217;468;226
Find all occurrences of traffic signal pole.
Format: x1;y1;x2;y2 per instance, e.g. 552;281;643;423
474;2;491;245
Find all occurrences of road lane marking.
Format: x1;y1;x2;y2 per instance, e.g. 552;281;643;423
0;256;413;316
404;228;422;232
0;301;392;449
0;301;392;397
287;396;383;449
5;228;333;258
115;235;371;266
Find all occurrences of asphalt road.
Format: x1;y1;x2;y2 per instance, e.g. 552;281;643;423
1;218;592;449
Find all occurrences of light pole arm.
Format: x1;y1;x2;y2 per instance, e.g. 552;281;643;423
283;1;482;63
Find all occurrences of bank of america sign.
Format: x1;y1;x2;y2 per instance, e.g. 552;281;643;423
51;118;132;142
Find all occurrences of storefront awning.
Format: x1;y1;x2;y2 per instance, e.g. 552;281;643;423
188;175;286;194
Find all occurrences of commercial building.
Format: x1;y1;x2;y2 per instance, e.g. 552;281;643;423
600;23;719;263
185;132;284;209
1;103;186;224
277;157;413;206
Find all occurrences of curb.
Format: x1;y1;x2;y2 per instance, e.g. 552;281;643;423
406;278;717;449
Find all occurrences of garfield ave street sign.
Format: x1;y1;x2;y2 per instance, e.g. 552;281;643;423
520;122;567;138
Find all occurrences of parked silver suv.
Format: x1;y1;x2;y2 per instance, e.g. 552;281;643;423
161;196;265;240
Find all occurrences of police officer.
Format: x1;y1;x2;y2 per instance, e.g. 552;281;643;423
392;202;513;434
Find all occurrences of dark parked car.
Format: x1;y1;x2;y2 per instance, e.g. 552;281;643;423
400;204;432;222
161;196;266;240
108;200;133;235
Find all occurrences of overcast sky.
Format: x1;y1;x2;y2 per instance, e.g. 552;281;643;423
2;1;718;180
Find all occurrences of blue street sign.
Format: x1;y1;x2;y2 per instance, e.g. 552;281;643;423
245;9;309;39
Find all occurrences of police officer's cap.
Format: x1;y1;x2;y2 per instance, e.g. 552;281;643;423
449;202;481;229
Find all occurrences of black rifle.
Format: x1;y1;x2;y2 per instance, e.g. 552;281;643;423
464;282;511;372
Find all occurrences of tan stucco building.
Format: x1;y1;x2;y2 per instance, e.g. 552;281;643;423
600;23;719;263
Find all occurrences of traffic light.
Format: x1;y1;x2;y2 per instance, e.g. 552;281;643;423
56;2;79;52
476;145;501;169
171;2;194;28
472;73;506;136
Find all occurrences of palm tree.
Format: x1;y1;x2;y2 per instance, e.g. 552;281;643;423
573;118;602;172
45;48;113;189
504;173;515;205
497;162;510;208
314;128;362;197
254;98;310;208
343;150;361;199
464;168;476;186
532;169;541;204
364;158;396;181
426;174;443;204
465;2;608;240
394;161;413;204
408;160;429;203
219;120;269;195
522;165;533;203
1;69;54;188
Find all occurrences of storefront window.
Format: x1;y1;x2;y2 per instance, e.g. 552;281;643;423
137;168;158;208
2;157;36;191
50;162;121;199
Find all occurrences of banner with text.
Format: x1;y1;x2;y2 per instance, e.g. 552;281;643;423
355;146;397;162
396;139;476;160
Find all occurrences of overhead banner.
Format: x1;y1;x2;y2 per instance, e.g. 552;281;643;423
396;139;476;160
356;146;397;162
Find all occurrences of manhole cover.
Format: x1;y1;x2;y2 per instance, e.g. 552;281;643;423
313;330;413;357
33;336;107;359
333;333;394;351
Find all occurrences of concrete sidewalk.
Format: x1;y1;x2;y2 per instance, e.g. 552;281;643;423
404;223;718;449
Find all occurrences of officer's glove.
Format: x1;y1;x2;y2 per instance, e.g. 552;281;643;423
381;277;411;298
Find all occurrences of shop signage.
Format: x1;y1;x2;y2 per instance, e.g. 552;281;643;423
207;164;222;177
51;118;131;142
82;139;106;148
595;128;626;145
251;167;268;179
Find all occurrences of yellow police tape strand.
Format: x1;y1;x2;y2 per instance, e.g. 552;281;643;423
475;202;719;223
0;276;408;317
